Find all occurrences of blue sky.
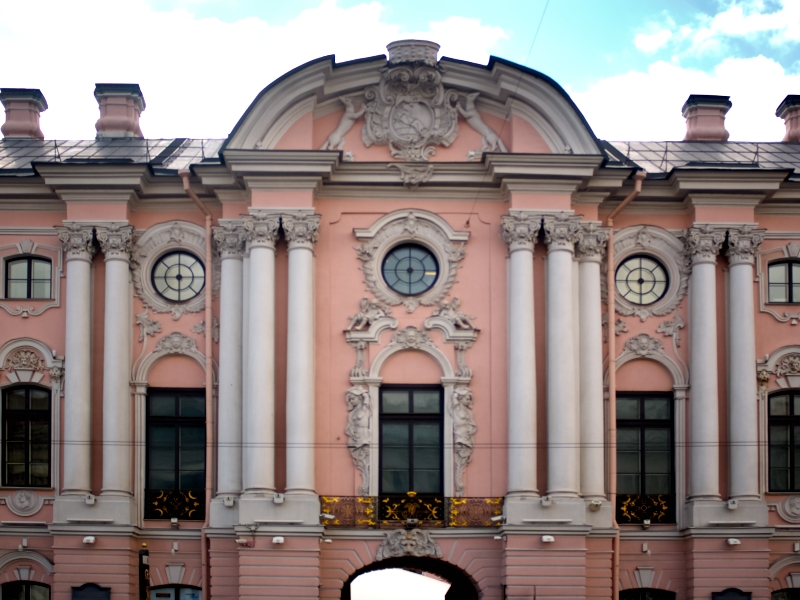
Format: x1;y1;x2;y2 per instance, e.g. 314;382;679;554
1;0;798;141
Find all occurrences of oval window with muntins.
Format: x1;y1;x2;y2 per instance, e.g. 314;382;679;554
381;244;439;296
615;254;669;306
151;251;205;303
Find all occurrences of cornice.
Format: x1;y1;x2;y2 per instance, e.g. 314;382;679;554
669;168;790;193
688;193;764;207
484;153;602;178
33;163;150;189
222;149;340;178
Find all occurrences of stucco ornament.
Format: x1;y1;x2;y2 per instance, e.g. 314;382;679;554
776;354;800;377
355;210;468;312
457;92;507;153
575;222;609;261
362;40;459;162
656;314;685;348
57;223;95;260
155;332;199;354
6;490;44;517
450;386;477;497
431;298;476;331
346;298;393;331
376;529;443;560
500;212;541;251
388;163;434;188
778;496;800;524
244;211;281;247
543;214;582;252
684;224;725;264
344;386;372;496
192;317;220;343
390;326;433;350
136;309;161;342
726;226;765;266
624;334;664;357
3;350;46;372
320;96;365;151
95;223;134;259
212;220;246;259
282;212;320;248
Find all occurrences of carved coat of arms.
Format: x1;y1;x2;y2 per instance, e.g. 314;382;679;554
362;40;459;162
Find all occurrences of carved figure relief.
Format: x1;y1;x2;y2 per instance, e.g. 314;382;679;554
345;386;372;496
778;496;800;523
376;528;443;560
450;386;477;497
777;354;800;377
430;297;476;330
155;332;199;354
624;334;664;357
457;92;507;153
346;298;392;331
320;96;365;151
6;490;44;517
1;348;48;384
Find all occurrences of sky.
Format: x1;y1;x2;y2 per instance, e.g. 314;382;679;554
0;0;798;142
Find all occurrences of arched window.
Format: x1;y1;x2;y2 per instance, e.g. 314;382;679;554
2;386;51;487
768;260;800;304
774;590;800;600
769;391;800;491
2;581;50;600
5;256;51;300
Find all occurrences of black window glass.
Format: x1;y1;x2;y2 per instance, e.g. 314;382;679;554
769;261;800;304
5;257;51;299
769;391;800;491
2;581;50;600
379;387;442;494
617;395;673;496
2;386;50;487
381;244;439;296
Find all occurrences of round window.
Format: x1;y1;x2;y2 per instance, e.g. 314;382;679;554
381;244;439;296
151;251;205;303
615;254;669;306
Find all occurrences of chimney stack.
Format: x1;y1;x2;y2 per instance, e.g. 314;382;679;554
682;94;731;142
94;83;145;138
0;88;48;140
777;95;800;143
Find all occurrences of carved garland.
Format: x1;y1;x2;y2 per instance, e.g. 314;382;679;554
355;210;469;313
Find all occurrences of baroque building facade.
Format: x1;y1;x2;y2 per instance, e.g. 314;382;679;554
0;40;800;599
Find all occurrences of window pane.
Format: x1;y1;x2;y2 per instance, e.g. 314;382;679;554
382;470;409;493
179;471;204;490
30;389;49;410
6;418;25;441
771;395;790;416
150;395;176;416
617;428;640;448
644;398;669;420
771;441;790;468
382;447;409;469
794;284;800;304
413;390;439;414
771;468;790;491
770;284;789;303
6;441;25;463
29;462;48;486
644;474;670;495
180;395;205;417
646;451;670;474
30;584;51;600
413;422;440;446
3;582;26;600
382;422;409;447
413;469;441;494
149;426;176;484
772;424;790;446
644;429;670;449
382;391;409;414
31;281;50;299
618;474;640;494
617;451;640;474
6;389;26;411
413;445;440;469
7;281;27;299
5;464;25;486
149;469;176;490
31;260;50;279
770;263;789;283
617;398;639;420
7;260;27;279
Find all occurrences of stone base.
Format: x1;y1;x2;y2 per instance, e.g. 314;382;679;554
504;494;609;527
209;494;240;528
238;492;321;526
683;497;769;528
53;493;137;526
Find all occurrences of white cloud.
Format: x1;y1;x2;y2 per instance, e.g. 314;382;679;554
351;568;449;600
571;55;800;141
0;0;507;139
634;29;673;53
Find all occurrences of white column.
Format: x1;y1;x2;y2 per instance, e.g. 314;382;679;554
96;223;134;496
500;213;541;496
727;227;764;500
283;212;320;496
57;223;96;495
242;212;280;494
241;249;250;491
544;215;581;497
213;221;246;496
686;225;725;499
576;223;608;499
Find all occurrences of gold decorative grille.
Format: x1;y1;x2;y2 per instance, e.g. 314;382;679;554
144;489;204;520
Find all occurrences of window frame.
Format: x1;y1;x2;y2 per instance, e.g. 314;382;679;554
1;580;51;600
4;255;52;300
150;250;206;304
378;385;444;496
145;388;206;494
768;390;800;492
1;385;51;488
767;260;800;305
614;253;670;307
616;392;675;497
380;243;440;297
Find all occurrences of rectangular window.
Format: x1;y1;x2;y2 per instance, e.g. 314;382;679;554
769;261;800;304
5;257;51;300
616;393;675;524
2;387;50;487
769;392;800;492
379;386;443;495
145;390;205;520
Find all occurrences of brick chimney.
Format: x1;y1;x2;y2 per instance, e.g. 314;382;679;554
682;94;731;141
0;88;47;140
777;95;800;143
94;83;145;138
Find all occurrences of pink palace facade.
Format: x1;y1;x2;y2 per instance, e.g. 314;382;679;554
2;40;800;600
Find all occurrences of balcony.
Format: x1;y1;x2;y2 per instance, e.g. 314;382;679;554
144;489;205;520
320;493;503;528
616;493;675;524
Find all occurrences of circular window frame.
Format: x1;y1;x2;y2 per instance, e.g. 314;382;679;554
131;221;220;320
381;243;440;297
615;254;670;307
150;250;206;304
354;210;469;313
605;225;688;322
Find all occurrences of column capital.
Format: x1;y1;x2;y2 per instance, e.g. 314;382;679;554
727;225;766;266
500;212;541;252
684;224;725;265
543;214;582;253
95;222;133;261
575;222;609;263
213;219;247;259
282;212;320;249
244;211;280;249
57;222;96;262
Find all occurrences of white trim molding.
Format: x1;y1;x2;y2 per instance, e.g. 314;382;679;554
0;550;54;575
354;210;469;313
756;240;800;325
0;238;63;318
131;221;220;320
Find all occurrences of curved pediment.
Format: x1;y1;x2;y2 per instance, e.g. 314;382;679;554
222;40;603;160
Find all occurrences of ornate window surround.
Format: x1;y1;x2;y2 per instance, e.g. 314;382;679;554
0;338;63;492
603;226;688;322
0;239;63;318
354;210;469;313
131;221;220;320
756;241;800;325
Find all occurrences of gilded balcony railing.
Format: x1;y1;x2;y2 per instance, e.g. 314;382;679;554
144;489;205;520
616;493;675;524
320;493;503;528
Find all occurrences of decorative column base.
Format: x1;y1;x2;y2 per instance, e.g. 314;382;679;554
504;494;611;527
683;498;768;528
238;493;321;527
209;495;240;528
53;494;137;525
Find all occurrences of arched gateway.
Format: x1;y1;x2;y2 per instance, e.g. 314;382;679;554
341;556;479;600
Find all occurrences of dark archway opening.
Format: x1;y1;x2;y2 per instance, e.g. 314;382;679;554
341;556;479;600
